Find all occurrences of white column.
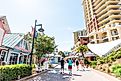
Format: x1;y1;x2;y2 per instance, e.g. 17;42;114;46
94;34;97;43
17;54;20;64
117;27;121;39
4;51;8;62
107;29;112;42
6;50;12;64
22;55;24;64
98;33;102;43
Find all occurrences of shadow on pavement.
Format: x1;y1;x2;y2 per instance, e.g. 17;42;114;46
62;73;82;76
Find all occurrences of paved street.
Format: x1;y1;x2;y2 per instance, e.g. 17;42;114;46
27;63;120;81
27;68;71;81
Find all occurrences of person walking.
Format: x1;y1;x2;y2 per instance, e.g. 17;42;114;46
44;58;49;70
76;59;79;71
80;59;85;71
68;58;73;75
84;58;90;68
72;58;76;66
60;58;65;74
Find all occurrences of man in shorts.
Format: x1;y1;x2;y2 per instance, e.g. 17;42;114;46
60;58;65;74
76;59;79;71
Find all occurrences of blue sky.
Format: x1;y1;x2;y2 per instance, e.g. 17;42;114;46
0;0;85;51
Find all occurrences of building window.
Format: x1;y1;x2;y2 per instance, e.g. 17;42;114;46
0;51;6;61
9;54;18;64
112;36;119;41
103;38;109;42
83;39;87;41
23;55;27;64
111;29;118;36
119;22;121;25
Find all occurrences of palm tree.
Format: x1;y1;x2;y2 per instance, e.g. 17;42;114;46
58;51;65;58
76;45;88;59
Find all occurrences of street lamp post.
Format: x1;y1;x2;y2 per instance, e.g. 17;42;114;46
30;20;44;66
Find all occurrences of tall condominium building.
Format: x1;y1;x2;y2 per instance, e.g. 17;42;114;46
73;29;87;44
83;0;121;44
72;29;88;52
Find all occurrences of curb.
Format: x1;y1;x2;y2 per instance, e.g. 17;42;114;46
90;68;121;81
15;70;48;81
15;64;59;81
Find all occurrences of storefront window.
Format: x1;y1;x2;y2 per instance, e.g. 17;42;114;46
23;55;27;64
0;51;6;61
9;53;18;64
19;56;23;64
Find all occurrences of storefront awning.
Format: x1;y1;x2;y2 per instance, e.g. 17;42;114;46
87;39;121;57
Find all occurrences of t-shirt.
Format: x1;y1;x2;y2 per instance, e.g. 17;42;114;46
61;59;64;66
68;60;73;66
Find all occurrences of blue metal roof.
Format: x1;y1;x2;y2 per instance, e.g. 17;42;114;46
2;33;24;48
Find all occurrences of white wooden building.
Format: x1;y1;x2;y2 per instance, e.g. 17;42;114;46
1;33;31;65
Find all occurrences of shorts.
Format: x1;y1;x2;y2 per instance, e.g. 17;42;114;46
68;65;72;70
61;66;64;69
76;63;79;66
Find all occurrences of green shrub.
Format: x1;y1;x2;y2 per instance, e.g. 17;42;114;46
97;60;105;64
90;61;97;69
32;64;35;68
90;61;97;65
113;68;121;77
92;65;96;69
0;64;32;81
111;64;121;73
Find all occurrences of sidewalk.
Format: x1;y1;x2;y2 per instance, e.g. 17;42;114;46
63;63;121;81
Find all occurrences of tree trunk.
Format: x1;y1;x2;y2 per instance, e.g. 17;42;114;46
38;57;41;67
81;52;85;59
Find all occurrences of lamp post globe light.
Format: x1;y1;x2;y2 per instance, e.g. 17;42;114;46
30;20;44;66
38;25;44;34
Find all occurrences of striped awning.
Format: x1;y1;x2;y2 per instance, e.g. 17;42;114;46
2;33;24;48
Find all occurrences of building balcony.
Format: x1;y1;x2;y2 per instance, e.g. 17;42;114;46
95;4;106;14
98;13;108;21
90;40;95;44
97;10;107;18
109;15;121;19
90;38;104;44
94;0;102;7
102;36;108;40
98;17;110;26
112;36;119;41
97;9;121;18
107;5;120;9
96;4;120;14
94;0;105;10
111;34;119;37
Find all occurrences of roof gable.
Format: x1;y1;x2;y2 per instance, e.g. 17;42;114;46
2;33;24;48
